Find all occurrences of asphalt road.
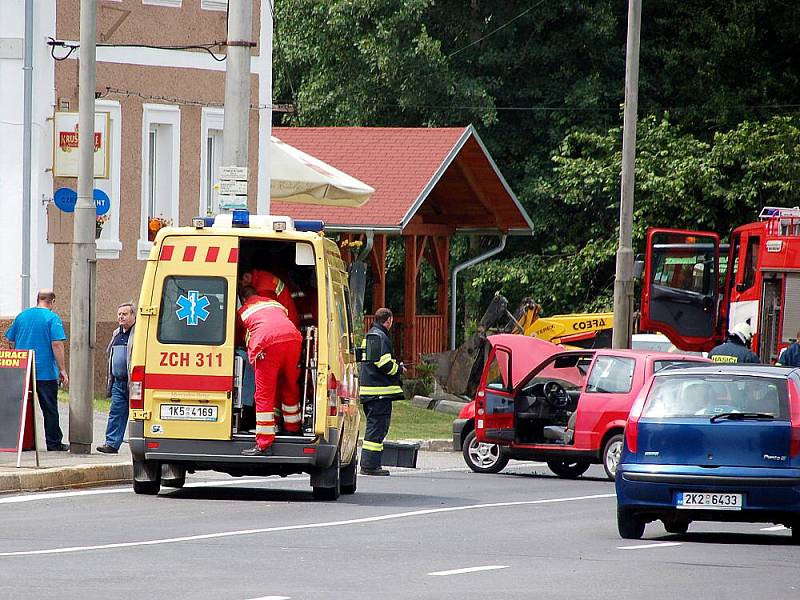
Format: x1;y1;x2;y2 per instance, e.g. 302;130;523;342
1;454;798;600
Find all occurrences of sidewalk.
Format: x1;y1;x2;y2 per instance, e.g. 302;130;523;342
0;401;131;494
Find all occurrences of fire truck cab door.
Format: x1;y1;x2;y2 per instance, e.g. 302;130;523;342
641;228;720;352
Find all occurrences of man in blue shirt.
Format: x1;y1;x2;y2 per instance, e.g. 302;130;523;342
97;303;135;454
5;290;69;451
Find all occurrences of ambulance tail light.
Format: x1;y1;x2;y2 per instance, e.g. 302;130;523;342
130;366;145;409
328;373;338;416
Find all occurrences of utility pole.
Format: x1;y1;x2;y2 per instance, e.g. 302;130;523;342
612;0;641;350
69;0;97;454
21;0;33;309
219;0;253;212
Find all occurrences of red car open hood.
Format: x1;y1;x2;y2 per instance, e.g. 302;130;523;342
487;334;563;389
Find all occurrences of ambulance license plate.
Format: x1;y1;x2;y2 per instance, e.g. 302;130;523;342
160;404;218;421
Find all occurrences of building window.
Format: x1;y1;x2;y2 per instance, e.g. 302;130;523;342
140;104;180;259
94;99;122;260
142;0;182;7
201;0;228;10
200;107;224;216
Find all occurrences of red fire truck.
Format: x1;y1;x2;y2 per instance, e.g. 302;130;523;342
641;207;800;363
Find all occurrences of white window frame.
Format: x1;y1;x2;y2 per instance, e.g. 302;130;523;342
199;107;224;217
139;104;180;260
201;0;228;10
142;0;182;7
95;99;122;260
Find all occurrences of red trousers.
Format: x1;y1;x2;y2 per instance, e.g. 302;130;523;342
253;339;302;449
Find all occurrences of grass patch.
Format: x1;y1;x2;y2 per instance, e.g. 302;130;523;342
360;400;454;441
57;389;111;413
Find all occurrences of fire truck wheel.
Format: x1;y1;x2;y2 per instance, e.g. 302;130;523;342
462;430;509;474
547;459;590;479
312;450;341;501
340;454;358;495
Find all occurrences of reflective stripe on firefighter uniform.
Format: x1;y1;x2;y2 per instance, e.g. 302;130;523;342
237;295;303;449
360;321;403;469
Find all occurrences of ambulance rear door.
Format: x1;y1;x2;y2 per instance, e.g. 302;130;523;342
142;234;239;440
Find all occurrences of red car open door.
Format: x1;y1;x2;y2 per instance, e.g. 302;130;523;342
475;344;515;444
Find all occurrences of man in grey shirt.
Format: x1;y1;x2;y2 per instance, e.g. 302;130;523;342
97;303;135;454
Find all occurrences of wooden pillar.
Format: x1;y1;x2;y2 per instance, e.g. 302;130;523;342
436;236;450;317
403;235;418;364
369;234;387;312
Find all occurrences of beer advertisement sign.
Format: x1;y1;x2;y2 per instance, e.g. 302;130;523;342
53;111;110;179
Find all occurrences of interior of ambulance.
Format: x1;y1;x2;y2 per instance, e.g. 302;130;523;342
232;238;320;438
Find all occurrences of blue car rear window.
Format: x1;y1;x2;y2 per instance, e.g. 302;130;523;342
642;374;789;419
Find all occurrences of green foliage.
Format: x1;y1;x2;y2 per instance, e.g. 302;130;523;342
274;0;800;318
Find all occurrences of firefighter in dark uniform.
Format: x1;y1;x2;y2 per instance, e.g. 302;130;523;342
360;307;405;476
708;322;760;364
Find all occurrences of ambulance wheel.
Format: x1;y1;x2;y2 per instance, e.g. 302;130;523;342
340;454;358;495
312;451;341;501
463;430;509;474
132;460;161;495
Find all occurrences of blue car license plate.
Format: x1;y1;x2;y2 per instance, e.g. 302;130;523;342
676;492;743;510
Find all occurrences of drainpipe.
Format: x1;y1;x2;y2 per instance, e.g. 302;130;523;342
450;235;507;349
21;0;33;309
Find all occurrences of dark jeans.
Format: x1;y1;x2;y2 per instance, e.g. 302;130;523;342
37;380;64;449
360;398;393;469
105;378;129;449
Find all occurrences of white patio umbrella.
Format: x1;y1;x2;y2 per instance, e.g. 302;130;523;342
270;136;374;207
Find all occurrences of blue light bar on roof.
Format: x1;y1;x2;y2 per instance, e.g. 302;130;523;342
232;209;250;228
294;220;325;233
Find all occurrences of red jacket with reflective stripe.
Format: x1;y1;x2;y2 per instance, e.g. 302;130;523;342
236;295;302;362
250;270;299;325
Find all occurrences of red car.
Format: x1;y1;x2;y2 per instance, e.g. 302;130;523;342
452;334;710;479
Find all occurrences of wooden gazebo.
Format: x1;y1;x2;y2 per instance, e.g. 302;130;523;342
272;125;534;365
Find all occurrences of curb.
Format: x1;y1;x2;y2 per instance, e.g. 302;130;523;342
0;463;132;494
399;439;454;452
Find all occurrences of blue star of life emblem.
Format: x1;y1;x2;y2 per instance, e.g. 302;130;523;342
175;290;211;326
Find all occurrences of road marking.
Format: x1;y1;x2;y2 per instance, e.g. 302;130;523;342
0;492;614;557
617;542;683;550
243;596;290;600
760;525;787;531
429;565;509;576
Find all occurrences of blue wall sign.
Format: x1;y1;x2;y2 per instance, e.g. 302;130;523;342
53;187;111;216
93;189;110;216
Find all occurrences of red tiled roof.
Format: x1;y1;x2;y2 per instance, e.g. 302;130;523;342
271;127;468;228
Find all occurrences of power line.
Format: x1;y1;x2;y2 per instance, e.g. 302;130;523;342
448;1;548;59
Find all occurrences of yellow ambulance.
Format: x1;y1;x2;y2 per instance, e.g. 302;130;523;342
128;212;361;500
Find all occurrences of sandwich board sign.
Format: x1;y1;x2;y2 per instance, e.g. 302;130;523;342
0;350;38;467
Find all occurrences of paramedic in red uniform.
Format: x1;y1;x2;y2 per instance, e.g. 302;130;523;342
237;286;303;456
240;269;299;326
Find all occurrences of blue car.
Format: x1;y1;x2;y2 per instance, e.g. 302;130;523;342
616;365;800;541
